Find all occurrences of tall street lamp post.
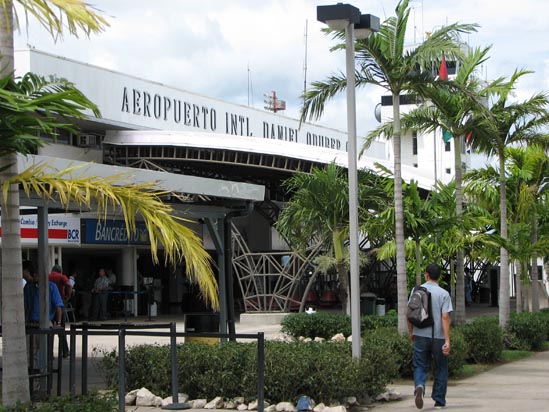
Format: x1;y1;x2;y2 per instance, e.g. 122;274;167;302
317;3;379;359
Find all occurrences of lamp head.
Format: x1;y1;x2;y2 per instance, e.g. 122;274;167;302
355;14;380;39
317;3;360;30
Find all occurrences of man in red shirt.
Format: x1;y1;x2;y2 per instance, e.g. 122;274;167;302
49;265;72;357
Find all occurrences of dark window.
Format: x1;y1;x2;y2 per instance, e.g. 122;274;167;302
445;168;451;174
412;132;418;155
445;141;451;152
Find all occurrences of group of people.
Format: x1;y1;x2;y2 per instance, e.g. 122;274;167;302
23;263;118;359
23;263;73;359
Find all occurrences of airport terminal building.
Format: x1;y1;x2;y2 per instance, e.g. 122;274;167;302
7;49;490;318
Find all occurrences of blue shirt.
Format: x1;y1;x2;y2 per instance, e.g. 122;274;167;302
411;281;453;340
24;281;65;322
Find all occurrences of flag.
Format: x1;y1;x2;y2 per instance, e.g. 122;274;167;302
465;131;473;153
442;129;453;143
439;55;448;81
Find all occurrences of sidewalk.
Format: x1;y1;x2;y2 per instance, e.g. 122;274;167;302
370;349;549;411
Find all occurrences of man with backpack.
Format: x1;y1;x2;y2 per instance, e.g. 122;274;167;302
407;263;453;410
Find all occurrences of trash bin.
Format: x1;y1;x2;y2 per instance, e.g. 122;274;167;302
375;298;386;316
149;301;158;317
184;313;219;344
360;293;376;315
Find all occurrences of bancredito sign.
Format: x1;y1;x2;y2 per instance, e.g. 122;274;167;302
0;214;80;245
82;219;150;245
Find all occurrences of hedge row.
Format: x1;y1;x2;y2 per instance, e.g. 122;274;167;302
100;340;397;404
98;311;549;403
280;312;397;339
0;393;117;412
281;311;549;367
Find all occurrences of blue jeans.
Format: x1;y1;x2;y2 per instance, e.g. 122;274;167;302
413;335;448;406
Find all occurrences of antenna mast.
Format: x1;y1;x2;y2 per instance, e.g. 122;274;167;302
303;19;308;101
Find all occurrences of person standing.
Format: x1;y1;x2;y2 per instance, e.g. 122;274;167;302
24;267;65;366
106;266;117;288
92;268;110;320
407;263;453;410
48;265;72;357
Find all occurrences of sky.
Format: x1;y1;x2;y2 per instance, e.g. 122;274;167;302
13;0;549;138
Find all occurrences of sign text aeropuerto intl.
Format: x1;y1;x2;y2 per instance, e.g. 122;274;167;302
121;87;343;151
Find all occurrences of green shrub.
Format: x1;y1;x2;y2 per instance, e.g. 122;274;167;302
535;310;549;341
99;340;397;403
448;327;468;377
362;314;398;330
281;312;397;339
281;312;351;339
0;393;117;412
505;312;546;351
362;327;412;378
462;316;503;363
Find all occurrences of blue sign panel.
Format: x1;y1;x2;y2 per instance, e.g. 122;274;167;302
82;219;150;245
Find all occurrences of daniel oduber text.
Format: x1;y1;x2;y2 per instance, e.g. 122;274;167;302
262;121;342;150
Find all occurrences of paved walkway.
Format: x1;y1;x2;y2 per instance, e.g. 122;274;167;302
369;349;549;411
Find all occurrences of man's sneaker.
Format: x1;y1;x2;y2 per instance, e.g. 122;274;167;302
414;386;423;409
434;401;446;409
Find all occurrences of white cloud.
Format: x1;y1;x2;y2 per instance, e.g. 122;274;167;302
13;0;549;136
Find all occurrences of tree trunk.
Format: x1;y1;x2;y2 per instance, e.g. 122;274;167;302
1;153;31;405
453;136;466;324
514;255;522;313
392;93;407;334
336;260;349;314
0;1;31;405
415;240;422;286
498;152;510;326
531;215;539;312
333;230;349;314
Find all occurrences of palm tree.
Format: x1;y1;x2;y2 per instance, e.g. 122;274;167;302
396;47;495;323
504;145;549;312
0;72;220;406
472;70;549;325
301;0;476;332
0;1;107;404
465;146;549;313
0;2;215;405
275;162;387;313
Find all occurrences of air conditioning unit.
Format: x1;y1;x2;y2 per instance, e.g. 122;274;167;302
77;134;98;147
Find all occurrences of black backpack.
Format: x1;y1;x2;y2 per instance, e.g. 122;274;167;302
407;286;434;328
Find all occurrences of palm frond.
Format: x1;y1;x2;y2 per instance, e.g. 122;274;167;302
10;0;109;39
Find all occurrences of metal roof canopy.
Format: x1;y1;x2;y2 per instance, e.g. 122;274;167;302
18;154;265;207
103;130;436;191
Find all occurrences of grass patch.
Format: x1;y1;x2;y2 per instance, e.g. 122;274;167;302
501;349;532;362
451;348;537;380
452;363;493;379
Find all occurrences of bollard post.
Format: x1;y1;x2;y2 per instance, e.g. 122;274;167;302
162;322;190;410
56;328;63;396
82;322;88;395
69;324;76;399
257;332;265;412
118;327;126;412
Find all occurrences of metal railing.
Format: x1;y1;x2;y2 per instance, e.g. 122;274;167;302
2;322;265;412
